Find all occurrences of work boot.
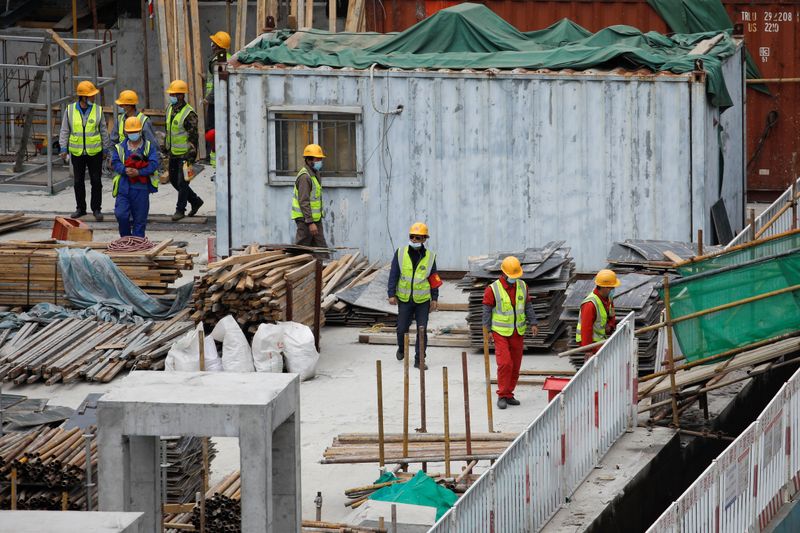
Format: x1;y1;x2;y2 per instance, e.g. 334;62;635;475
172;211;185;221
188;199;204;217
413;362;428;370
506;397;521;406
93;211;103;222
396;349;404;361
70;210;86;219
497;397;508;410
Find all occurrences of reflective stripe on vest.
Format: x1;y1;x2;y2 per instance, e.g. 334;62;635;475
206;52;232;95
396;247;434;304
111;140;159;197
117;112;149;143
490;279;528;337
575;291;611;343
68;102;103;156
166;104;193;156
291;168;323;221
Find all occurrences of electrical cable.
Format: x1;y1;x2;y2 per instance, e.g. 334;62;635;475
747;110;778;171
107;236;156;252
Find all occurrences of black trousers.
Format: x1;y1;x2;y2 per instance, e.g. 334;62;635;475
71;152;103;213
169;156;202;213
396;300;430;364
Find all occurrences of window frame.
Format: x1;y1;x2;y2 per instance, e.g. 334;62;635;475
267;105;364;187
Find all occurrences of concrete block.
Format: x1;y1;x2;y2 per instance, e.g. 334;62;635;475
0;511;143;532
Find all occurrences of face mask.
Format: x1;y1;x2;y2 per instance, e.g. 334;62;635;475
128;132;141;142
313;161;323;171
505;276;515;285
608;289;615;298
169;96;178;105
409;241;422;249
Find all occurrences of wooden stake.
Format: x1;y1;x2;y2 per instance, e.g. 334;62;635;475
376;359;385;467
391;504;397;533
443;366;451;478
697;229;703;256
236;0;249;50
482;327;494;433
461;351;472;456
71;0;79;76
418;325;427;432
402;333;409;460
189;0;206;159
11;467;17;510
748;207;756;242
62;490;69;510
663;275;681;428
329;0;337;32
154;0;170;107
140;0;151;108
305;0;314;28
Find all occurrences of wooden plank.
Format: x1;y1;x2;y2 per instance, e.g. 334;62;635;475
358;333;470;348
329;0;336;31
236;0;249;51
304;0;313;29
344;0;364;32
46;29;76;58
188;0;206;159
257;0;267;33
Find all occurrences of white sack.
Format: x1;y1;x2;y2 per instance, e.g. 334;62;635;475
165;323;222;371
210;315;255;372
281;321;319;381
251;323;285;373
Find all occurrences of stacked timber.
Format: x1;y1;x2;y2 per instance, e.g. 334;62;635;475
192;246;320;335
321;254;394;327
0;312;194;384
0;213;38;236
606;239;721;274
163;436;218;504
461;242;575;350
0;239;194;305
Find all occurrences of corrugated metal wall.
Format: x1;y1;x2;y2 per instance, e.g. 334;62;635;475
216;48;743;270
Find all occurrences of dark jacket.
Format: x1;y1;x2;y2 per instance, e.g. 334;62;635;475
387;245;439;301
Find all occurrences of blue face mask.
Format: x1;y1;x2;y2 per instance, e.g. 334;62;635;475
312;161;323;171
169;95;178;105
609;289;615;298
128;132;141;142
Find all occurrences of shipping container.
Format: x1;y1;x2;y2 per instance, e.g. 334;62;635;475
368;0;799;199
215;43;745;270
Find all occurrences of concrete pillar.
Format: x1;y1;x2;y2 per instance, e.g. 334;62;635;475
272;414;300;531
240;406;273;531
97;404;128;513
128;436;161;533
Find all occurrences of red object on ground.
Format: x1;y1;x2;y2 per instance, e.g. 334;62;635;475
543;376;571;402
493;331;524;399
51;217;91;241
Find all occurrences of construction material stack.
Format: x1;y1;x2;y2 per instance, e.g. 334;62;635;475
462;242;575;351
163;436;218;505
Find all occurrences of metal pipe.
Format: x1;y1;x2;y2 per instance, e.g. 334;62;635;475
482;327;494;433
376;359;385;468
747;78;800;83
46;69;52;193
418;325;426;434
402;333;409;460
83;434;94;511
461;351;472;456
443;366;451;478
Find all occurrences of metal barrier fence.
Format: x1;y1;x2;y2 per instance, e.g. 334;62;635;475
429;313;637;533
647;365;800;533
728;177;800;248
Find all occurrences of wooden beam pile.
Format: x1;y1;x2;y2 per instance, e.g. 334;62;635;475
0;213;38;236
0;239;195;305
192;245;320;335
0;312;194;385
323;257;394;327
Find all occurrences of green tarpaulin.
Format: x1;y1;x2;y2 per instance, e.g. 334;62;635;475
238;3;739;108
678;232;800;276
368;471;457;520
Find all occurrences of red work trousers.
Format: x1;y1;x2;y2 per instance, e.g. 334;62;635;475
493;331;524;399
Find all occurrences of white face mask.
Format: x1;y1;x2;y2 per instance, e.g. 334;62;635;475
409;241;422;249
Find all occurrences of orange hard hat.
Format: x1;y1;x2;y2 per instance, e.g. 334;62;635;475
76;80;99;97
167;79;189;94
210;31;232;50
303;144;326;158
501;256;523;279
115;90;138;105
409;222;429;236
124;116;143;133
594;269;621;288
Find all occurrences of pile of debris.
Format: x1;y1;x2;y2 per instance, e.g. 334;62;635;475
0;213;38;236
163;436;218;505
321;253;392;327
461;242;575;350
606;239;720;274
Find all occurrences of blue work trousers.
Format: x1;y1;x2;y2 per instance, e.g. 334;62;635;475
115;187;150;237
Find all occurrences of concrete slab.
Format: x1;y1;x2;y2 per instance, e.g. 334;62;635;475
542;426;676;532
0;511;143;532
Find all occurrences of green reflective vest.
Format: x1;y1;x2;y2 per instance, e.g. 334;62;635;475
396;247;434;304
205;52;232;96
111;140;159;198
291;168;323;222
67;102;103;156
576;291;611;343
490;279;528;337
166;103;193;156
116;112;149;143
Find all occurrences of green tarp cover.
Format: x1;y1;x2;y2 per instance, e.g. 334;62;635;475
238;3;738;108
368;471;457;520
677;232;800;276
663;250;800;363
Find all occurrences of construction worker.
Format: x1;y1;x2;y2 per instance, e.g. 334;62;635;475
111;117;160;238
576;269;620;359
165;79;203;221
291;144;328;247
387;222;442;370
58;80;111;221
482;256;539;409
111;90;158;146
204;31;231;167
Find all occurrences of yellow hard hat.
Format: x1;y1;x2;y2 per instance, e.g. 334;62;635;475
303;144;326;158
594;269;621;288
409;222;429;236
210;31;232;50
76;80;99;97
124;116;143;133
167;79;189;94
500;256;523;279
115;90;138;106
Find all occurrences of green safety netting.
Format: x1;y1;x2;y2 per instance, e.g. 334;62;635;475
663;250;800;363
237;3;739;108
368;471;457;520
678;232;800;276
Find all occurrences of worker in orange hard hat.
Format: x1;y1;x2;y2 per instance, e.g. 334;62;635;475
483;256;539;409
204;31;231;165
165;79;203;221
576;269;620;360
387;222;442;370
291;144;328;247
112;90;157;147
58;80;111;221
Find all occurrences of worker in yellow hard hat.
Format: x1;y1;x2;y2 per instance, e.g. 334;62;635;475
58;80;111;220
576;269;621;360
291;144;328;247
483;256;539;409
112;90;157;146
165;79;203;221
111;116;160;238
387;222;442;370
204;31;232;168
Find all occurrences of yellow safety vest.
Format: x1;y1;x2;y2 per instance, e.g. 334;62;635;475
576;291;611;343
396;247;434;304
111;140;159;198
67;102;103;156
205;52;232;96
166;103;193;156
291;168;323;222
116;112;149;143
490;279;528;337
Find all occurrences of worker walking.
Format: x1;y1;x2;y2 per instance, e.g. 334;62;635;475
291;144;328;247
111;117;160;238
112;90;158;146
576;269;620;359
482;256;539;409
58;80;111;221
204;31;231;167
387;223;441;370
165;79;203;221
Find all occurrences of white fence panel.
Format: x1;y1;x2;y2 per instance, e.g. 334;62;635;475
728;176;799;248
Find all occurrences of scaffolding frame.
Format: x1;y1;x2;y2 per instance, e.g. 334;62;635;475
0;34;117;193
